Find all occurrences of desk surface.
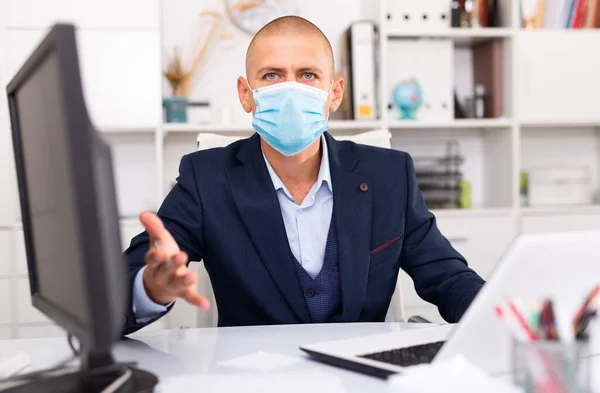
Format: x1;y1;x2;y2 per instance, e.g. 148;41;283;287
0;323;431;392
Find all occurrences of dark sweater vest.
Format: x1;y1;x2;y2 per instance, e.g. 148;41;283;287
292;215;341;323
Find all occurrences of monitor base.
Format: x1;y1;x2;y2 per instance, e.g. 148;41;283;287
3;365;158;393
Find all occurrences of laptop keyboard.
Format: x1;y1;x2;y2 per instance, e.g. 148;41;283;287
359;341;446;367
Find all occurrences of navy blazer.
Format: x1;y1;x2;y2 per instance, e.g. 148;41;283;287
123;132;485;335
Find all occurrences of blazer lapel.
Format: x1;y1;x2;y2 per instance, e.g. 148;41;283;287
226;134;311;323
325;133;372;322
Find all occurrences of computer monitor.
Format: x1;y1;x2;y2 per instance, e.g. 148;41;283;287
5;24;156;392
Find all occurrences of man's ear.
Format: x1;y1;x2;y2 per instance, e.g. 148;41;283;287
237;76;254;113
328;76;345;113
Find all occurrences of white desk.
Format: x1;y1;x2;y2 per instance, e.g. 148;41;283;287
0;322;430;392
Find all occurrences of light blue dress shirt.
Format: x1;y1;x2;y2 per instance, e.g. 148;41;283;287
132;136;333;320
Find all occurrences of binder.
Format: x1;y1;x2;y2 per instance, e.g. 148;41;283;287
340;21;378;120
427;40;454;121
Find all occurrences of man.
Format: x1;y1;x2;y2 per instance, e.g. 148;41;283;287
122;16;485;335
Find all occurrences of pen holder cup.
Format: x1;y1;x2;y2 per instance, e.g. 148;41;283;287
512;339;591;393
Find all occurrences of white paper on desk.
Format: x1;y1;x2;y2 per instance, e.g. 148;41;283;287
217;351;303;371
158;374;346;393
388;355;523;393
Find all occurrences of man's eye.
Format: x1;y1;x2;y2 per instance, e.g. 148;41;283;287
265;73;278;80
302;72;315;80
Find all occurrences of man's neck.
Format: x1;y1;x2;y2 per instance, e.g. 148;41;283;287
261;138;322;188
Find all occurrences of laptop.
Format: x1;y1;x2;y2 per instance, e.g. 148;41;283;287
300;230;600;378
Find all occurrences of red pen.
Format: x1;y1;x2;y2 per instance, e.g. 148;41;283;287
507;297;538;341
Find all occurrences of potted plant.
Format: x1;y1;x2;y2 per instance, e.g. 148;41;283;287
163;11;228;123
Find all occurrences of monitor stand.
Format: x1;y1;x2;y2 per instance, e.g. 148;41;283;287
2;351;159;393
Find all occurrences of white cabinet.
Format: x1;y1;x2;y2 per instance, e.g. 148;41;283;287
17;278;50;324
400;215;516;314
120;221;144;251
0;279;11;324
0;327;12;340
436;216;516;279
18;325;65;339
0;231;10;276
521;213;600;234
14;230;28;276
516;31;600;123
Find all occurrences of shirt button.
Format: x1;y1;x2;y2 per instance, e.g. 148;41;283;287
307;288;316;298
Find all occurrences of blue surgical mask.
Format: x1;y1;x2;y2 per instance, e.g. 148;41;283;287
249;81;331;156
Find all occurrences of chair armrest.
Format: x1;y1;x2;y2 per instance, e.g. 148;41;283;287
407;315;431;323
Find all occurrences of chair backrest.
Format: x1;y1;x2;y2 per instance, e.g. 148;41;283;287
334;129;392;148
169;129;405;328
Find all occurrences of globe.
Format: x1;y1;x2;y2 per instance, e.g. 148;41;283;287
393;78;423;120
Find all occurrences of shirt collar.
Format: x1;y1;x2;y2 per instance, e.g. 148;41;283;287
261;135;333;197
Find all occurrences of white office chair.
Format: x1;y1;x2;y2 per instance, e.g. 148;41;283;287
168;129;408;328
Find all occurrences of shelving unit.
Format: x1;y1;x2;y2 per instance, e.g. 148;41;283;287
2;0;600;332
388;118;514;129
387;27;514;46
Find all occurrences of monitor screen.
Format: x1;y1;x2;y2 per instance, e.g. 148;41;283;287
12;52;88;329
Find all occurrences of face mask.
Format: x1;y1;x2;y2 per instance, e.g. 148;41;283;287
249;81;332;156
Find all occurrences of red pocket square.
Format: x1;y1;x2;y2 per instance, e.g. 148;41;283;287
370;235;403;255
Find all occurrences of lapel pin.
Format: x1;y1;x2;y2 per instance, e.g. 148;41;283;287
359;183;369;192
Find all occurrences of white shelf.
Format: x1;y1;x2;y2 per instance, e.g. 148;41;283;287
387;28;514;45
517;29;600;35
99;126;156;134
329;120;383;130
389;118;514;130
432;208;515;218
163;123;251;135
520;120;600;128
162;120;383;136
9;218;141;228
521;205;600;216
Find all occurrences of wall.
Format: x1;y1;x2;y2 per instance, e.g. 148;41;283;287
0;0;165;338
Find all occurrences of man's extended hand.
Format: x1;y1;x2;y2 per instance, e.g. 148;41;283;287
139;211;210;310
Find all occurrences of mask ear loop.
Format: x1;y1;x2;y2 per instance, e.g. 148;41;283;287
325;80;335;120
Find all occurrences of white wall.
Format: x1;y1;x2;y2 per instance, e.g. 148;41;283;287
161;0;368;128
0;0;165;338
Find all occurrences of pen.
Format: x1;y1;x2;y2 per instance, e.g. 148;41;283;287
541;300;559;341
507;297;538;341
573;284;600;335
575;309;597;340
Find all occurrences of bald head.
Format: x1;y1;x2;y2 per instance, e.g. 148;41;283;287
245;16;335;78
237;15;345;123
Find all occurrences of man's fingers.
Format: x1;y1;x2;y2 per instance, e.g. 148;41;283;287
139;211;167;241
145;248;166;268
139;211;179;255
173;251;188;266
182;287;210;310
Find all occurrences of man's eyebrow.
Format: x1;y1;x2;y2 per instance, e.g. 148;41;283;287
297;67;324;75
255;66;286;76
